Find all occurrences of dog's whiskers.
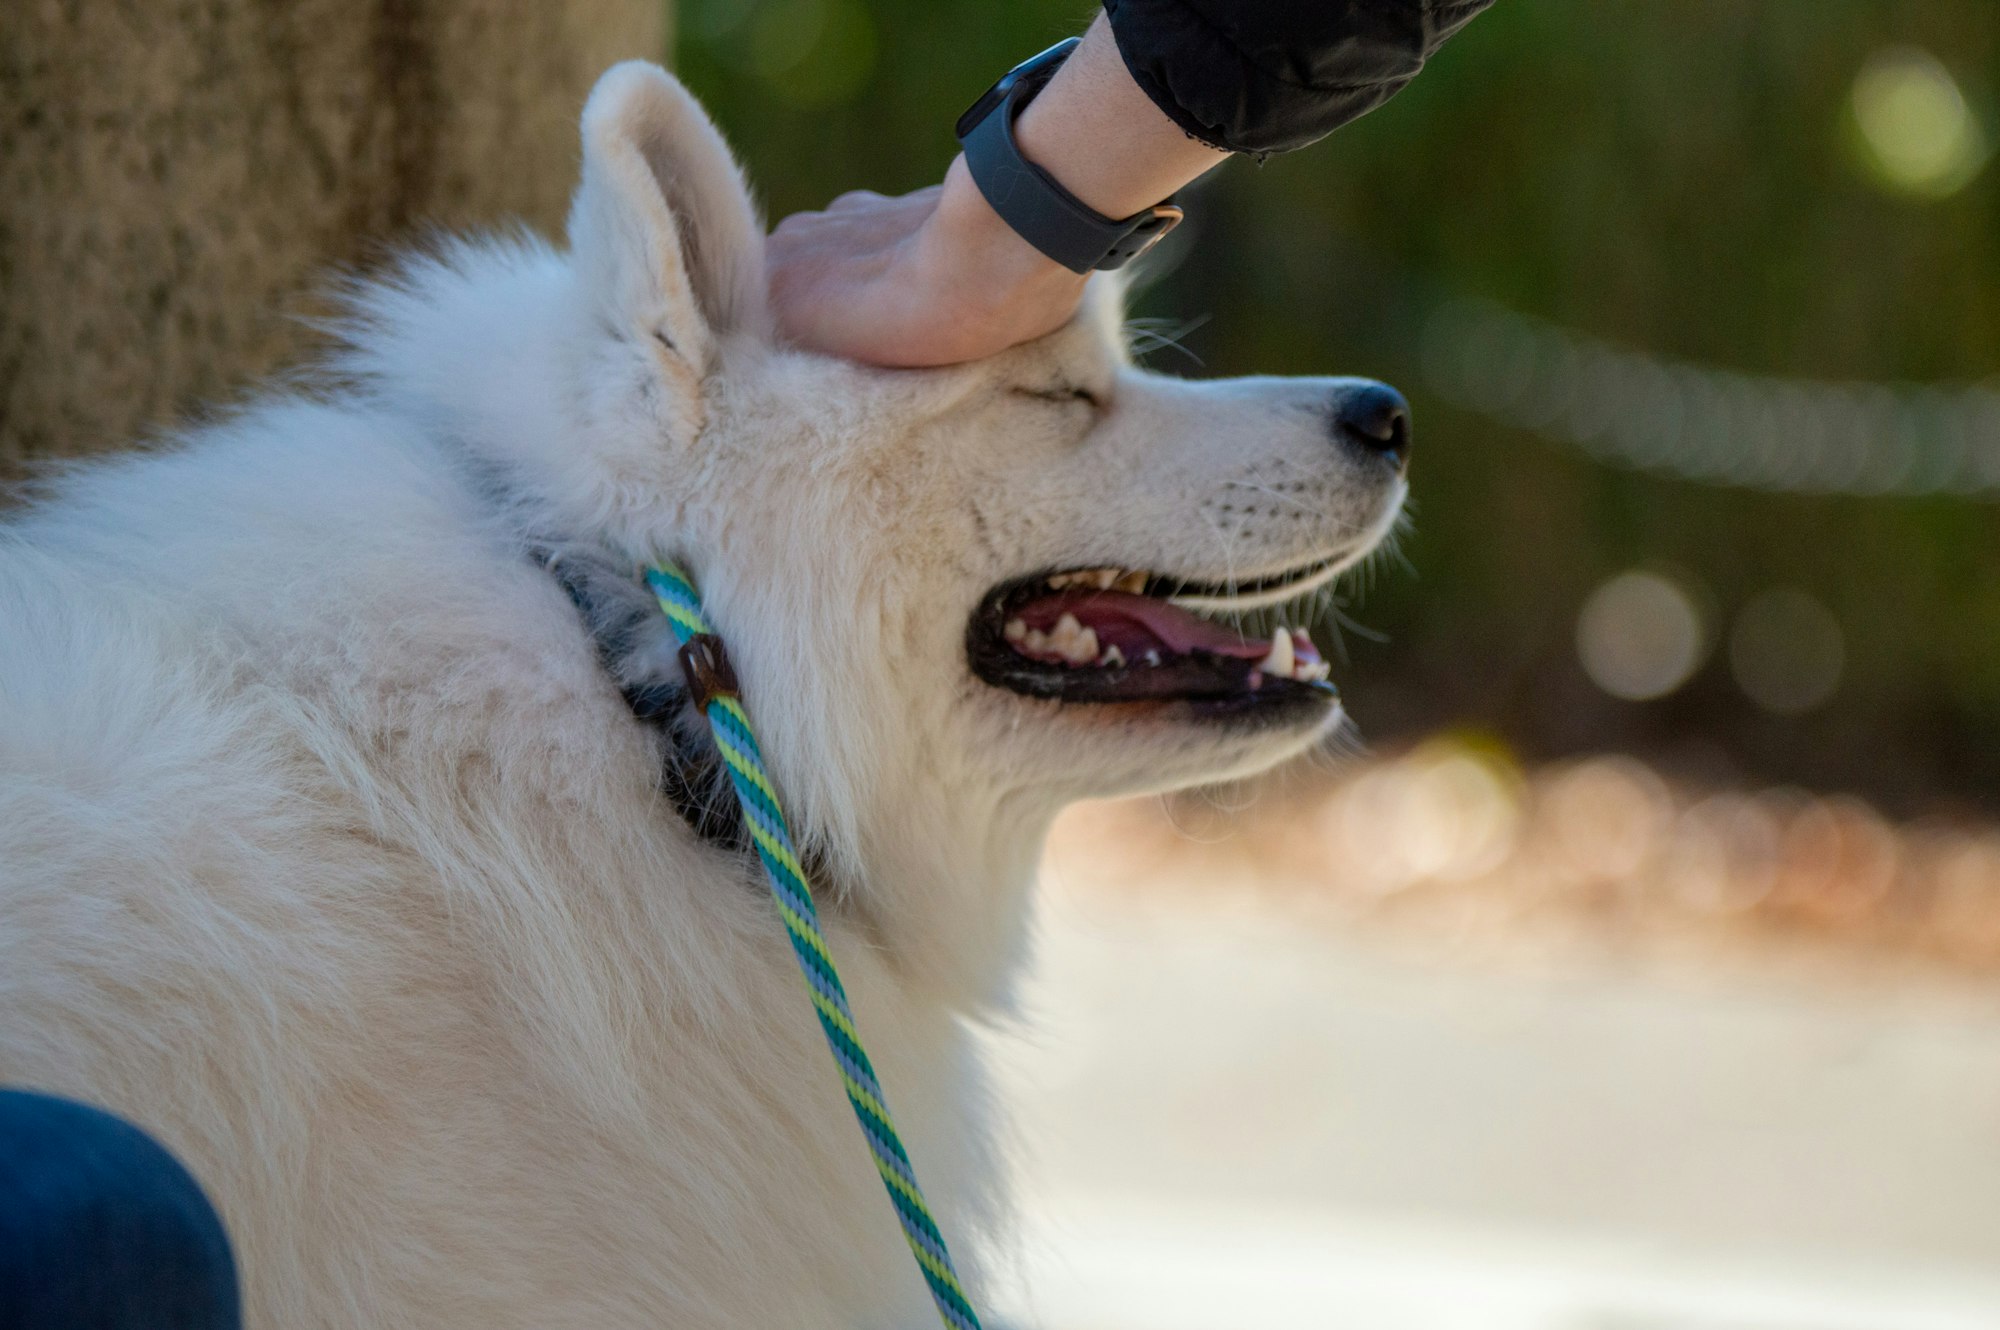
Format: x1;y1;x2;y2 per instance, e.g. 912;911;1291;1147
1122;314;1210;368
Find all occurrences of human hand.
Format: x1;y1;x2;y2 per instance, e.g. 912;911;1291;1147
767;156;1089;368
768;14;1225;368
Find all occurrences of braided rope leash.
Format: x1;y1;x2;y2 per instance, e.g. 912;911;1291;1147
644;564;984;1330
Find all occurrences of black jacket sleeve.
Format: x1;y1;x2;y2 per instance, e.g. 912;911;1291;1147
1102;0;1496;156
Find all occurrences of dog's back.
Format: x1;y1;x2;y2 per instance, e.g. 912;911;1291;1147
0;396;990;1326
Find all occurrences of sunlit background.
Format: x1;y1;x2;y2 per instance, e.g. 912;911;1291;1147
679;3;2000;1327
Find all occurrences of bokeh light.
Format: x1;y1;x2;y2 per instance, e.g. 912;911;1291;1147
1061;745;2000;974
1328;739;1523;892
1665;794;1783;914
1575;571;1709;702
708;0;877;106
1775;795;1899;922
1850;46;1991;199
1541;756;1674;883
1729;587;1845;716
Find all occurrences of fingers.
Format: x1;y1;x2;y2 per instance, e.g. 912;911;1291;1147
773;185;944;235
827;188;889;212
769;202;881;243
765;170;1081;366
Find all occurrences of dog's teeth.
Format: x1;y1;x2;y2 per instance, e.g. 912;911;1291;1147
1256;627;1294;678
1100;644;1125;667
1143;649;1161;667
1024;628;1050;653
1291;628;1321;665
1047;613;1098;665
1089;568;1118;590
1296;660;1331;683
1004;618;1028;643
1046;573;1074;590
1115;570;1148;594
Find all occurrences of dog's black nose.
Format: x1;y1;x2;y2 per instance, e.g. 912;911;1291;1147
1333;382;1411;466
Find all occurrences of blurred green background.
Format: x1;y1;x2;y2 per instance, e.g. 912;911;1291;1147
675;0;2000;809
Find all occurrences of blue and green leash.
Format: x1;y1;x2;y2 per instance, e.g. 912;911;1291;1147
644;563;983;1330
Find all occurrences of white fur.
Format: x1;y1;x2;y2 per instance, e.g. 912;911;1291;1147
0;64;1404;1327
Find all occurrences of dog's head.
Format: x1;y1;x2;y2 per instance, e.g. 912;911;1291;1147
360;63;1407;879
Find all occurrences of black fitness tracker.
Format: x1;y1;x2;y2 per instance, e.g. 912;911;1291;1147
955;38;1184;274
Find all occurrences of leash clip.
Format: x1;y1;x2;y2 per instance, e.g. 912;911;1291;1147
677;633;739;710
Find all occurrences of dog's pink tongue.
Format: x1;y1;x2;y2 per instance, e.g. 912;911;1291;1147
1015;589;1264;659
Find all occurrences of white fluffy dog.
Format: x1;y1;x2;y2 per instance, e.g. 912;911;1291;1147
0;63;1407;1328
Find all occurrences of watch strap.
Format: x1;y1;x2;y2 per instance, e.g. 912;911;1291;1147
956;39;1183;274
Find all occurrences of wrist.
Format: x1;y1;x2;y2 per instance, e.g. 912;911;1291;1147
1012;16;1227;221
925;154;1086;314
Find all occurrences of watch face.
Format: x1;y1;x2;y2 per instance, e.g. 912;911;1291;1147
954;85;1005;139
955;37;1080;141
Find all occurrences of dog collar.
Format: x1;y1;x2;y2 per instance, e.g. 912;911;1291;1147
532;544;745;850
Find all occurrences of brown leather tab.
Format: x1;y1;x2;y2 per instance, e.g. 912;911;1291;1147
677;634;738;711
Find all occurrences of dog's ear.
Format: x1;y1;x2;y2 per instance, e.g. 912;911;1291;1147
568;62;768;364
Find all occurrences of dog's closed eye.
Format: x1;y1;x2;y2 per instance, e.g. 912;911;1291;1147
1011;384;1104;413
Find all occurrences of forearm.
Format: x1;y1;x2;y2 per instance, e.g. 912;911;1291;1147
921;13;1227;301
1013;13;1228;219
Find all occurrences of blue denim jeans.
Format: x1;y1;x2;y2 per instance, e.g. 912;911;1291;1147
0;1090;240;1329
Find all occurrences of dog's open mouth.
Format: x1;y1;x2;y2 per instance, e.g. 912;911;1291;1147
967;559;1343;713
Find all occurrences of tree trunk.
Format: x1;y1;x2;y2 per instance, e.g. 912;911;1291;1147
0;0;669;475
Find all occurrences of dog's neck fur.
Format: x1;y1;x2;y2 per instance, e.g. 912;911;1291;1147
340;243;1051;1012
521;531;1051;1011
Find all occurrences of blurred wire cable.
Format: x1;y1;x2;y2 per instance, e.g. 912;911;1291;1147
1420;296;2000;498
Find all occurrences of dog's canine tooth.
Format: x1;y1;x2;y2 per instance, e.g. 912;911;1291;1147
1115;570;1148;594
1256;627;1294;678
1004;618;1028;643
1045;613;1095;666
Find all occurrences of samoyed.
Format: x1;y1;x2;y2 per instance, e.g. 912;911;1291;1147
0;62;1408;1328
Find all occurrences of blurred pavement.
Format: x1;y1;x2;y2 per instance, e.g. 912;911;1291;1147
987;827;2000;1330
